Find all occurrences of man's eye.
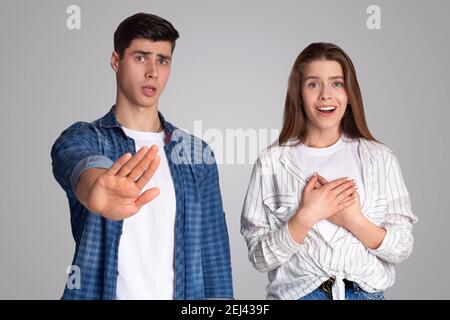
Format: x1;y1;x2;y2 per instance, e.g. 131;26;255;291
136;56;146;63
159;59;169;65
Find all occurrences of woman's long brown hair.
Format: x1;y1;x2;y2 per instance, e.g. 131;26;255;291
278;42;376;146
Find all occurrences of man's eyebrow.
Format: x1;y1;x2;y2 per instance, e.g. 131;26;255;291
304;75;344;81
131;50;172;61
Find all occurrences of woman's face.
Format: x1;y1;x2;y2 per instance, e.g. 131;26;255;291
301;59;348;136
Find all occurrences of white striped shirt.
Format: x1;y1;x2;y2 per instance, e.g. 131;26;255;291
240;137;418;300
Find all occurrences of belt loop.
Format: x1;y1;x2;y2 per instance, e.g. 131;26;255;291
321;277;335;293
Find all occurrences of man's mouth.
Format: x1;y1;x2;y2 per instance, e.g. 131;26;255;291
142;85;157;97
316;105;337;117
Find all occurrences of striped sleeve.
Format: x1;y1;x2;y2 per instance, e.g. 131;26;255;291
240;157;303;273
369;151;418;264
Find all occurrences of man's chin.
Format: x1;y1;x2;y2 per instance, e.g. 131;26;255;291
136;98;159;109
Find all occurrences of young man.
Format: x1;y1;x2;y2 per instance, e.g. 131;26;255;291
51;13;233;300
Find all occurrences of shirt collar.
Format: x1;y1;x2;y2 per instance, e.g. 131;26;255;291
99;105;175;145
278;136;375;183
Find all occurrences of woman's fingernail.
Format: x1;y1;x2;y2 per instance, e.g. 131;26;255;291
313;172;318;176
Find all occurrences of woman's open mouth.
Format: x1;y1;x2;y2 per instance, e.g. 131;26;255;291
316;105;337;117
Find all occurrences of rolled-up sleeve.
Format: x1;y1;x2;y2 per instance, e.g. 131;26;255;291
51;122;113;199
241;158;303;273
369;152;418;264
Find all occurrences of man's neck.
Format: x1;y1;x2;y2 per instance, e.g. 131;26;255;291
114;102;162;132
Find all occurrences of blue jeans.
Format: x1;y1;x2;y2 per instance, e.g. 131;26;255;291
300;282;385;300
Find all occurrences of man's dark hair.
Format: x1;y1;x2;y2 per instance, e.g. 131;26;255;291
114;13;180;58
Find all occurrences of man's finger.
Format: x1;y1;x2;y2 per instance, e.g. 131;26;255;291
106;152;132;176
135;154;161;189
116;146;150;177
127;145;159;181
135;187;160;207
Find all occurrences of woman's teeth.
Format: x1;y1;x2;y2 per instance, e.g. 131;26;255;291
317;106;337;115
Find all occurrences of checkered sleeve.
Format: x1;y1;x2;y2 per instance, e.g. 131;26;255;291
200;151;234;299
51;122;113;199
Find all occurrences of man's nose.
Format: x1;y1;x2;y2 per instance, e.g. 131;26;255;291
145;61;158;79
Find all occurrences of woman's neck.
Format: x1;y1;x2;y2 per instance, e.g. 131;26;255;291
303;128;341;148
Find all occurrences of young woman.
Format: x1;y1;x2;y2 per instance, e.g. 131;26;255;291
241;42;418;300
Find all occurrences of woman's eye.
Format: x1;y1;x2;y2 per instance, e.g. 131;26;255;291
333;81;344;88
308;82;319;88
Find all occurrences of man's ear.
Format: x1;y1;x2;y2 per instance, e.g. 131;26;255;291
111;51;120;73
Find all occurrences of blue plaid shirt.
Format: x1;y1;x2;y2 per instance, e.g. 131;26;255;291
51;107;233;300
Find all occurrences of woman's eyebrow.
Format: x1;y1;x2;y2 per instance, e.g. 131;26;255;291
329;76;344;80
304;76;344;81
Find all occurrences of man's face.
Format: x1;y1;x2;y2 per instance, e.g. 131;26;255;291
111;38;172;109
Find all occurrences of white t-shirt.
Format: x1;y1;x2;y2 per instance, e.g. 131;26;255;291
116;126;176;300
294;135;365;243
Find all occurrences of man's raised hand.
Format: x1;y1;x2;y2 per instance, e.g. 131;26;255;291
84;145;161;220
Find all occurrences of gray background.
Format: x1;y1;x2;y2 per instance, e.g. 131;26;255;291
0;0;448;299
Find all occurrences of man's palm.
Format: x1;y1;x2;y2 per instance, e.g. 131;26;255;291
87;146;161;220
